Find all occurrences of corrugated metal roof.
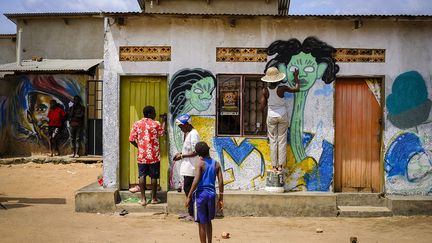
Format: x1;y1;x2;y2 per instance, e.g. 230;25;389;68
0;34;16;39
4;12;102;18
0;59;103;72
102;11;432;18
4;11;432;19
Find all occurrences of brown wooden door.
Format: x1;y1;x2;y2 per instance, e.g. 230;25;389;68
335;78;382;192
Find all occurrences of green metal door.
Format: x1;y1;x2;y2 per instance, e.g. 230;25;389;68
120;76;168;190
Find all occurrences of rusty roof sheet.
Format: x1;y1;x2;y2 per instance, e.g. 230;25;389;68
0;59;103;72
4;12;102;18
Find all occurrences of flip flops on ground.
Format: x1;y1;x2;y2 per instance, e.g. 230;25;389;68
119;209;128;216
128;185;140;193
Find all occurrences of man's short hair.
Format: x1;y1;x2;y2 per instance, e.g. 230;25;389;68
195;141;210;157
143;106;155;118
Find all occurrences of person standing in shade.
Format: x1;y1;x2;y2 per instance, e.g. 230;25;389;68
47;100;66;157
68;95;85;158
173;114;200;219
260;67;300;172
129;106;166;205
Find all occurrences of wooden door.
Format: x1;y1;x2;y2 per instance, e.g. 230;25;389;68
335;78;382;192
120;76;168;190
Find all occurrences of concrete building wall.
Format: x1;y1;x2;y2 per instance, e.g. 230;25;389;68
143;0;278;15
0;36;16;65
15;17;103;60
103;15;432;195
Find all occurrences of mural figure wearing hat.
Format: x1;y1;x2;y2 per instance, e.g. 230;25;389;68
173;114;201;220
260;67;300;173
0;75;85;156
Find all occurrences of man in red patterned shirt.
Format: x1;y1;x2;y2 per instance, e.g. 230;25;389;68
129;106;166;205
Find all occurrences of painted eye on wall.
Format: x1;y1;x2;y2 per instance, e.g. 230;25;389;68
36;105;47;112
304;66;315;73
194;88;203;94
289;66;298;72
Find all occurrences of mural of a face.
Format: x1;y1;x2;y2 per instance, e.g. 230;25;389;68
185;77;214;111
26;92;54;142
169;68;216;152
282;52;327;91
0;74;86;155
266;37;339;175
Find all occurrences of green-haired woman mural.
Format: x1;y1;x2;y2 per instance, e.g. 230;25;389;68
169;68;216;152
265;37;339;164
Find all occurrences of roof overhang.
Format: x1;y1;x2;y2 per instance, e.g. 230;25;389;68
4;12;103;24
0;59;103;72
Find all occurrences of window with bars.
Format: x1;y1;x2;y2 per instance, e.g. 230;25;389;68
216;74;267;136
87;80;103;119
87;80;103;155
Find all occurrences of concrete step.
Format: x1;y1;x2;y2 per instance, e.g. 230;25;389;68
337;206;392;217
116;202;167;214
387;195;432;216
336;193;387;207
119;190;168;203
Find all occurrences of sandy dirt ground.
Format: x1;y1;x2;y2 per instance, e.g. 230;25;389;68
0;162;431;243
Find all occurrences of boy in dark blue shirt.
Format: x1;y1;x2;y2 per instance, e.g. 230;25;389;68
186;141;224;243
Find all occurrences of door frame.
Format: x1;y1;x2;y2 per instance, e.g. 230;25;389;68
118;73;169;190
333;75;385;193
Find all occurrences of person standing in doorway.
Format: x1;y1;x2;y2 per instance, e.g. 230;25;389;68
129;106;166;205
68;95;85;158
47;100;66;157
260;67;300;172
173;114;200;219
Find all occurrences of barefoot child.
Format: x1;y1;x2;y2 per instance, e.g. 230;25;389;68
186;142;224;243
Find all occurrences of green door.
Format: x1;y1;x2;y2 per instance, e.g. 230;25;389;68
120;76;168;190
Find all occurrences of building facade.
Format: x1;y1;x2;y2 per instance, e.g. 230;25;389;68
102;7;432;196
0;13;104;156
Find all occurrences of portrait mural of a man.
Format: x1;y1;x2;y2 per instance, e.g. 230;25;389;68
0;74;87;156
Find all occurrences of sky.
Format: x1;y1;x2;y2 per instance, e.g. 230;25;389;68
0;0;432;33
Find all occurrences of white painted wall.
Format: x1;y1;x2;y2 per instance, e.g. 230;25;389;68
15;17;103;60
143;0;278;15
104;15;432;194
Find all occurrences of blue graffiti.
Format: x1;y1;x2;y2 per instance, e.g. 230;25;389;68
386;71;432;129
304;140;334;191
213;131;334;191
213;138;265;172
313;85;334;97
287;129;313;147
385;132;426;181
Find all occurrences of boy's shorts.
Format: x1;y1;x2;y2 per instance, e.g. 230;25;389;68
192;190;216;224
137;162;160;179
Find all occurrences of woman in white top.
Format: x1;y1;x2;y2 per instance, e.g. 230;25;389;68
260;67;299;172
173;114;200;215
